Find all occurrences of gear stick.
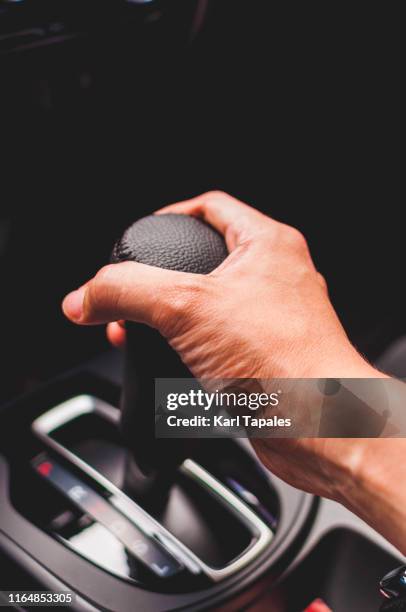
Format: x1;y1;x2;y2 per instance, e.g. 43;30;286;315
111;213;227;507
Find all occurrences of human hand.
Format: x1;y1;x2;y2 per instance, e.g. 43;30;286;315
63;191;374;381
62;192;406;553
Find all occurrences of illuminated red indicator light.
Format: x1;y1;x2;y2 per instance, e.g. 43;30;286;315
304;600;333;612
37;461;53;477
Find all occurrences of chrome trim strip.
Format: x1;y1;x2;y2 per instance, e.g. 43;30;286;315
32;396;273;582
33;395;95;432
181;459;263;536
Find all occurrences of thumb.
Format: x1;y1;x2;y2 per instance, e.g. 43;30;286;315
62;261;205;333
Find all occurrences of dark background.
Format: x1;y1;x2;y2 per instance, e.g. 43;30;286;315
0;1;404;404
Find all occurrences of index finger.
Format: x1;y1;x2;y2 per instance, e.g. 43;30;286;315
155;191;275;251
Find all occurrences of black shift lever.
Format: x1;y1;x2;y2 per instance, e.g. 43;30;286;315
111;213;227;504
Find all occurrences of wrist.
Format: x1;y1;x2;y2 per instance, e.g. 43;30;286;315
336;439;406;554
316;439;367;505
304;342;386;379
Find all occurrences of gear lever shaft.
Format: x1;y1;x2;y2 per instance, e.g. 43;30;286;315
111;213;227;505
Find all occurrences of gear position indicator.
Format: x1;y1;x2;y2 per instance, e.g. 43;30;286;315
32;454;183;580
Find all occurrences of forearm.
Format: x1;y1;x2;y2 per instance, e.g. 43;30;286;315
337;438;406;555
324;363;406;554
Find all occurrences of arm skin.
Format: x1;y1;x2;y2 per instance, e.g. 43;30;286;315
62;191;406;555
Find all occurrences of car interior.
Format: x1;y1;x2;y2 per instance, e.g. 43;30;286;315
1;2;405;610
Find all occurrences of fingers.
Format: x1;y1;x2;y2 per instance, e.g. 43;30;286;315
62;260;205;332
156;191;276;251
106;321;126;348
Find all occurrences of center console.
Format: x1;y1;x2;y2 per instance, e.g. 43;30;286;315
0;366;315;611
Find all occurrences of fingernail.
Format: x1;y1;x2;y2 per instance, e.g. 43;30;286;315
62;286;86;322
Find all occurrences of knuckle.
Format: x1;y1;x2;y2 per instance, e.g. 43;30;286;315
94;264;117;284
202;190;238;211
84;280;101;318
203;189;231;201
317;272;328;291
155;276;207;335
281;225;308;250
84;265;120;319
287;226;306;245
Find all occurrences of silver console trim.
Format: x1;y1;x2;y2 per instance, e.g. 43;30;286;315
32;395;273;582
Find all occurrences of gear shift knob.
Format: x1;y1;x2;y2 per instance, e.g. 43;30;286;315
111;213;227;498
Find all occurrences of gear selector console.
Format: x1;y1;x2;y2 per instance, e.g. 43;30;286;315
0;212;316;611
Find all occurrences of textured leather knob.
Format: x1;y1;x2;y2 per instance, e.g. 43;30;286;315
112;213;228;273
111;213;227;489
